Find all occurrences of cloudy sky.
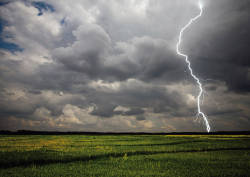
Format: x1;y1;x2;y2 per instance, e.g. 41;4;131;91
0;0;249;132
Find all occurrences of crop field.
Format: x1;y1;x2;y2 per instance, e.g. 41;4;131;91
0;134;249;177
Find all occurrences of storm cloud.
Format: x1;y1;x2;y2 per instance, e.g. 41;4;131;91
0;0;249;132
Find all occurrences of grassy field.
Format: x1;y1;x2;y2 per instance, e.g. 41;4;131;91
0;134;249;177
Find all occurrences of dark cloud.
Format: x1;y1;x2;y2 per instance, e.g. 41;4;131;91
183;0;250;92
123;108;144;116
91;104;116;118
136;115;146;121
0;0;249;132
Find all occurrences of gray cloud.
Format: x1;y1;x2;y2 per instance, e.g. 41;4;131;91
183;0;250;92
0;0;249;132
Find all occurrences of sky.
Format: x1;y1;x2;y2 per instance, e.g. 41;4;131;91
0;0;249;132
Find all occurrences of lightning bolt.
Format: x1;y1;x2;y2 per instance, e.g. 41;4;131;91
176;1;211;132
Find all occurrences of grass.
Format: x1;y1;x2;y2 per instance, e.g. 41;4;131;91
0;134;249;176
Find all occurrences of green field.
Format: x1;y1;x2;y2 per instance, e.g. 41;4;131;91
0;134;249;177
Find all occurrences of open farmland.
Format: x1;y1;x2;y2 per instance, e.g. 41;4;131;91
0;134;249;177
